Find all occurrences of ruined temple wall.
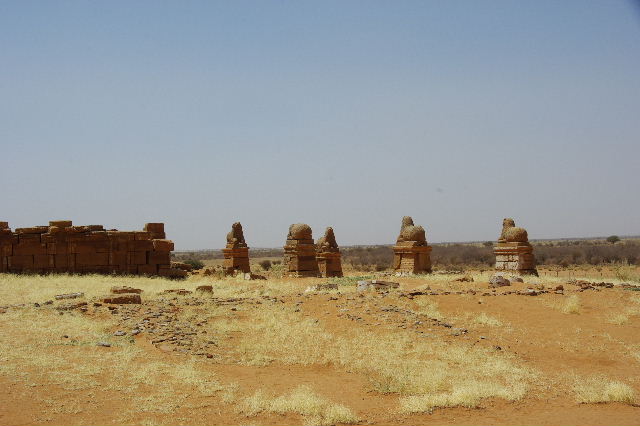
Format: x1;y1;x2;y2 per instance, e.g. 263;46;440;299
0;221;184;277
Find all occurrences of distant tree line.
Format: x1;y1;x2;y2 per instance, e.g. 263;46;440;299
173;238;640;271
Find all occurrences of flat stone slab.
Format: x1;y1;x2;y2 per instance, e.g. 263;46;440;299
357;280;400;292
110;286;142;294
54;292;84;300
100;294;142;304
305;283;339;292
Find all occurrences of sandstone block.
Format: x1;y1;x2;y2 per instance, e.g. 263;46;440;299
100;294;141;304
33;254;54;269
15;226;49;234
76;252;109;266
128;251;147;265
148;251;170;265
137;264;158;275
49;220;72;228
152;239;174;251
8;255;34;269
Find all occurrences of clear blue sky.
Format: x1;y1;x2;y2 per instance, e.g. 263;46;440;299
1;1;639;249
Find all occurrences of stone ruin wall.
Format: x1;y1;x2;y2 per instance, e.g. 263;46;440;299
0;220;185;277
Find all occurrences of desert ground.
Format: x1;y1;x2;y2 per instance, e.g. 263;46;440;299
1;266;639;426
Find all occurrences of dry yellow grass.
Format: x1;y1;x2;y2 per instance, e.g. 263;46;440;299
238;385;359;426
469;312;503;327
413;298;445;321
573;375;636;404
558;295;581;314
213;302;533;410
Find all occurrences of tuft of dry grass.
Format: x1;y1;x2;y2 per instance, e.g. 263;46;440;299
399;380;527;413
469;312;503;327
606;313;629;325
413;298;444;321
573;375;636;404
239;385;358;426
560;295;581;314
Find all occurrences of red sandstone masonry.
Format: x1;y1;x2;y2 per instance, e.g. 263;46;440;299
0;221;185;278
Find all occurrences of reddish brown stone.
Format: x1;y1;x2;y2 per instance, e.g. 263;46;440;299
100;294;142;304
2;221;183;278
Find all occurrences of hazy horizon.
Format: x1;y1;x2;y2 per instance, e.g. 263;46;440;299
2;1;639;250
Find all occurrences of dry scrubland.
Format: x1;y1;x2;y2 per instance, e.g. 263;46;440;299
1;268;640;426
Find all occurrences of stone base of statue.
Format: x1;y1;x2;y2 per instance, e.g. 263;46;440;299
316;251;343;278
393;241;432;274
284;239;320;277
222;246;250;275
494;242;538;276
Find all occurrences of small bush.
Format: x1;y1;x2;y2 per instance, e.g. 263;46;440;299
259;260;272;271
183;259;205;270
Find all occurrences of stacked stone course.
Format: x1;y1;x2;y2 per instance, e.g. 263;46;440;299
283;223;320;277
0;220;185;277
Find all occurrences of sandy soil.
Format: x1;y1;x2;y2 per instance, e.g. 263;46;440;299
0;271;639;426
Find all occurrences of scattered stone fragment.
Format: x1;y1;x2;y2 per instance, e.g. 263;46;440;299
171;261;193;272
96;342;111;347
357;280;400;292
305;283;339;292
161;289;192;296
196;285;213;293
100;294;142;304
114;331;126;336
454;275;474;282
55;292;84;300
56;301;88;311
509;276;524;283
489;275;510;288
110;286;142;294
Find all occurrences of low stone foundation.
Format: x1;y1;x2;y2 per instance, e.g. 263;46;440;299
284;223;319;278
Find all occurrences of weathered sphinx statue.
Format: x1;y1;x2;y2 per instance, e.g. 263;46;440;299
316;227;342;277
494;218;537;276
226;222;247;248
222;221;250;274
393;216;432;274
396;216;427;245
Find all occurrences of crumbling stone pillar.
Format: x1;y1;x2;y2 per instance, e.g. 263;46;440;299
283;223;320;277
316;227;343;278
493;218;538;276
222;222;250;275
392;216;432;274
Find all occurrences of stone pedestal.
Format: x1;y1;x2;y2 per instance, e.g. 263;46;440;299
284;239;320;277
316;251;343;278
393;241;432;274
494;242;537;275
222;246;250;275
